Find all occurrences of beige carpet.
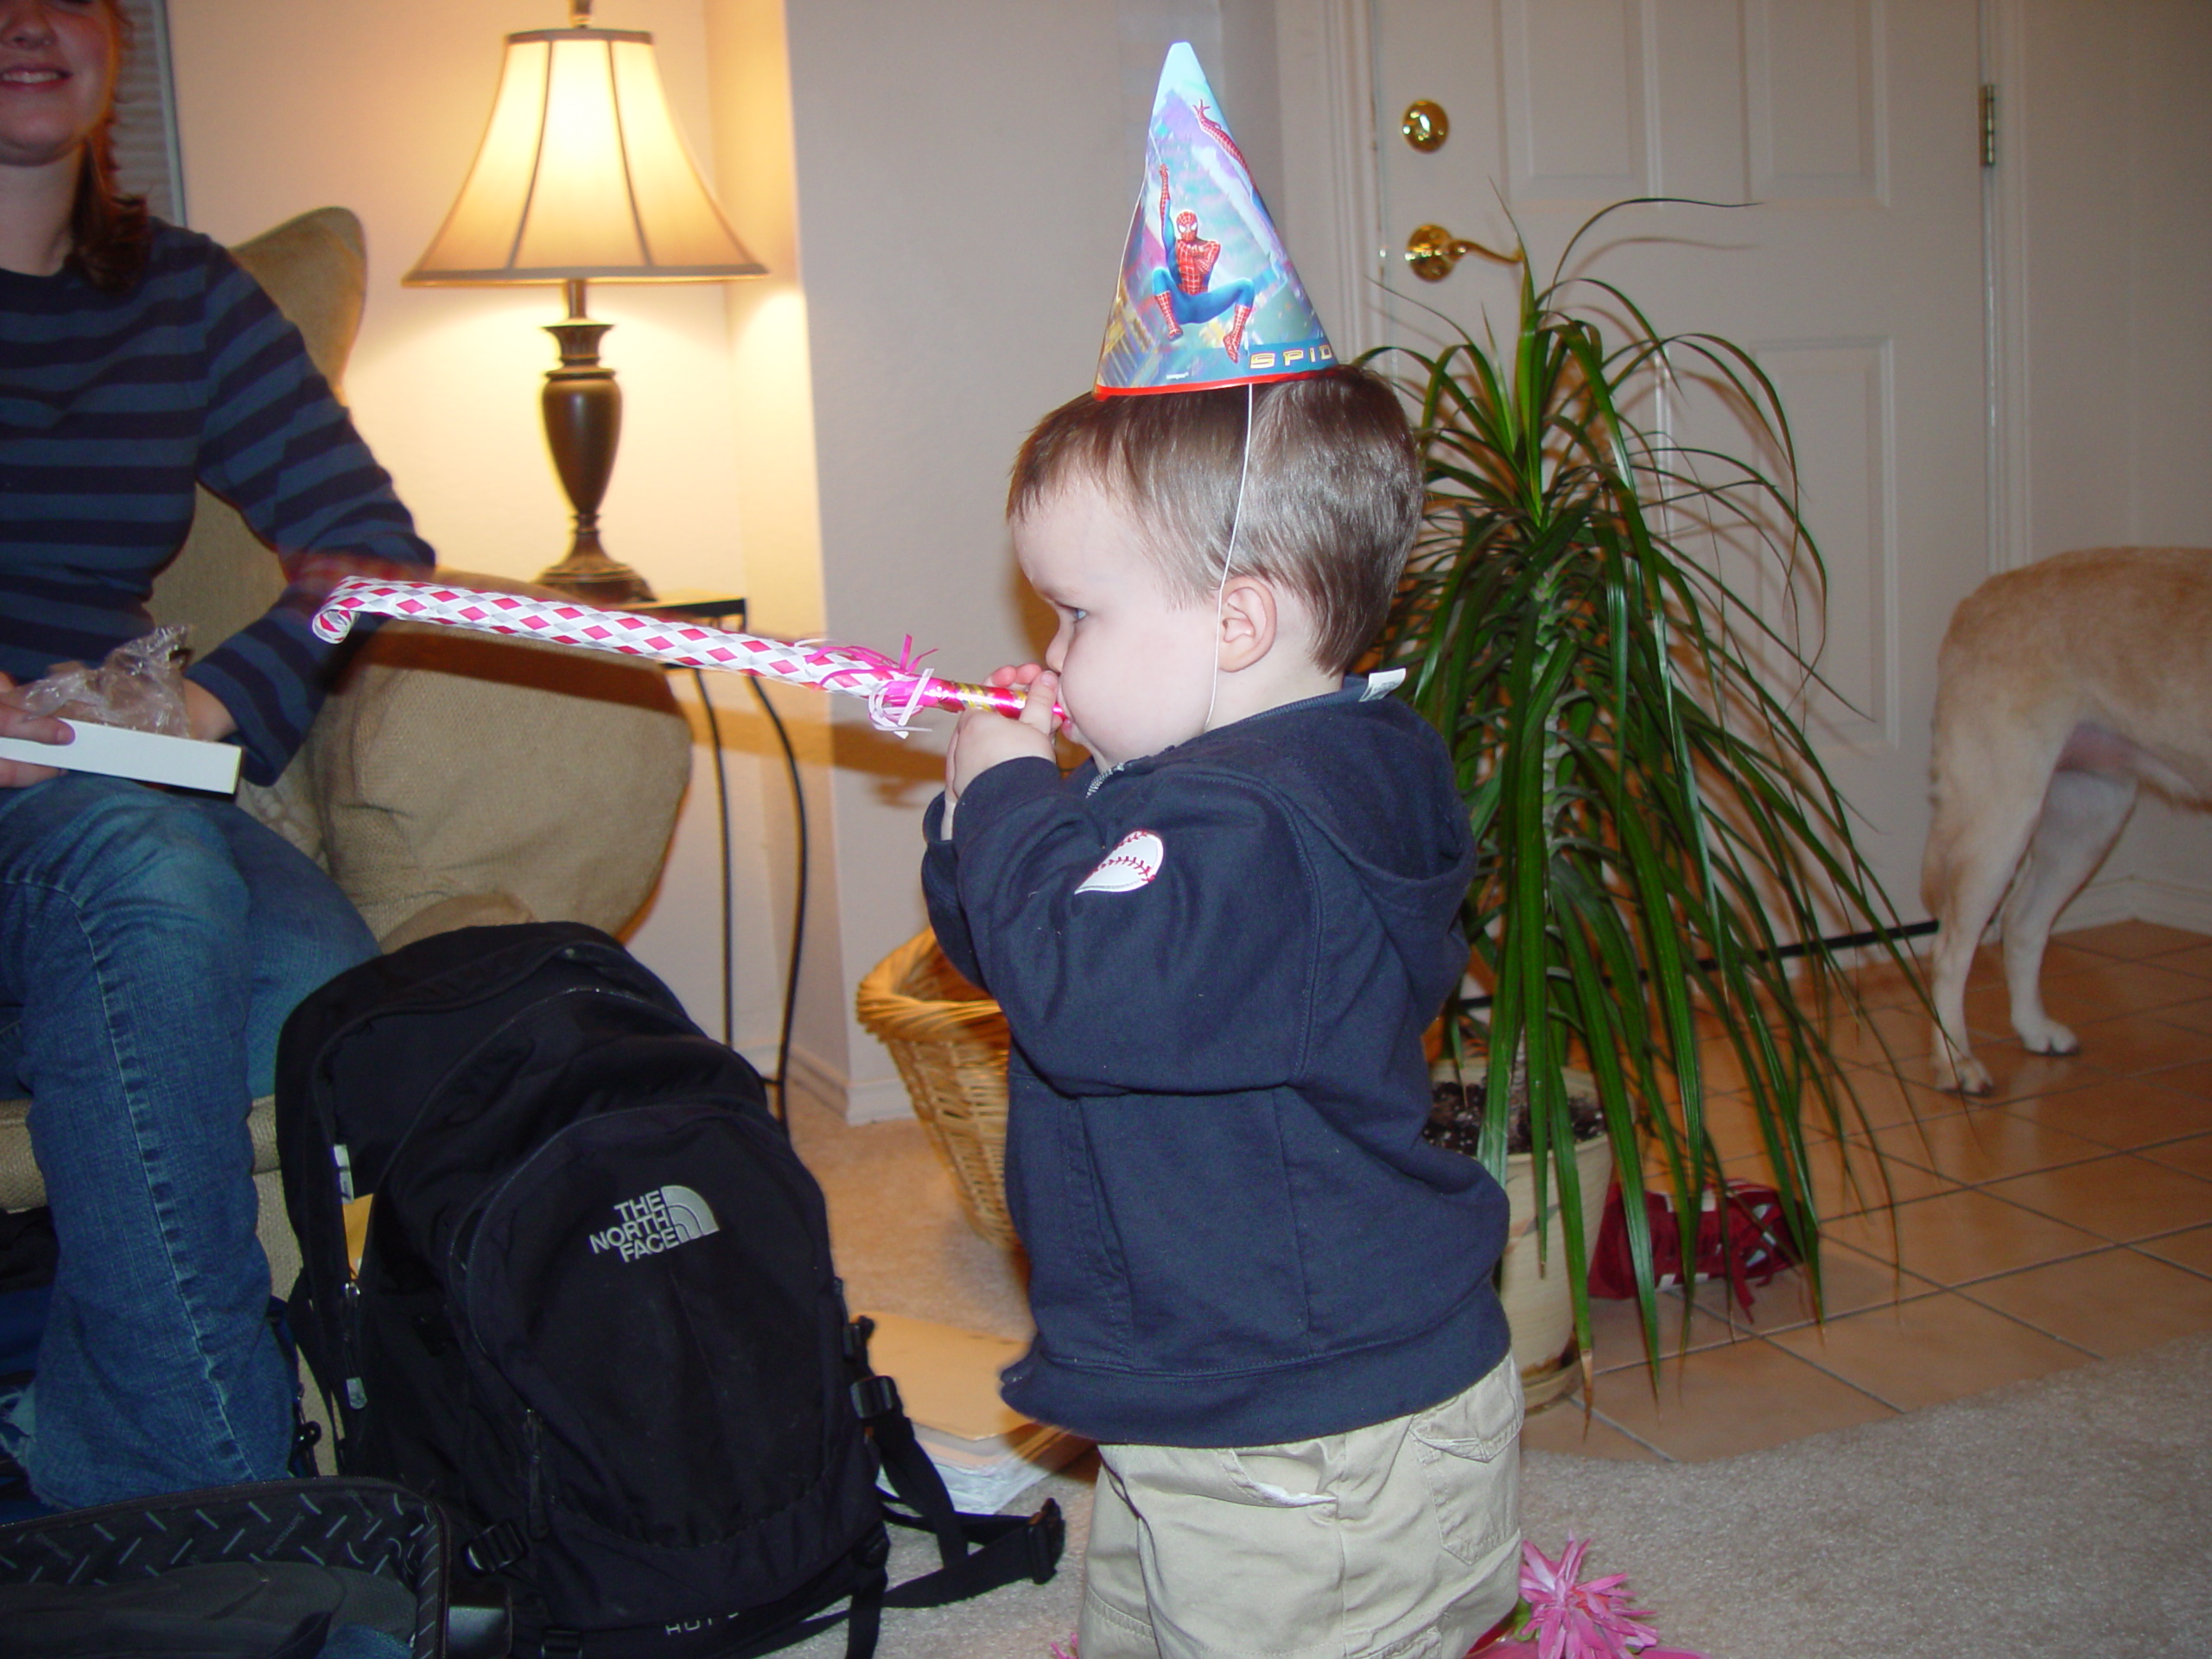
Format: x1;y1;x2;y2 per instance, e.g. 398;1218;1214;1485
791;1102;2212;1656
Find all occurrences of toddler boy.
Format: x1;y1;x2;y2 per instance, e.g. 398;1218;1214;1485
922;366;1520;1659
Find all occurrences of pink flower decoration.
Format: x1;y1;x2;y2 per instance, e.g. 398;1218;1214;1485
1512;1537;1705;1659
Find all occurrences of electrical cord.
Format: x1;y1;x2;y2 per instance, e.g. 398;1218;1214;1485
686;652;807;1126
747;673;808;1126
688;666;737;1051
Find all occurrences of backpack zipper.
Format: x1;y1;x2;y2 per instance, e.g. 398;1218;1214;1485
524;1407;550;1539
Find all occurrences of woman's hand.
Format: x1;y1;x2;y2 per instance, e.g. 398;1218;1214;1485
0;673;73;788
182;681;237;743
943;664;1060;834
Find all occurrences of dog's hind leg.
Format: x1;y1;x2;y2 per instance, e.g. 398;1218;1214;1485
1922;702;2070;1094
1923;784;2043;1096
1999;766;2139;1055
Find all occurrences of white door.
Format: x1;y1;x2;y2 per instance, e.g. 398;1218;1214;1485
1351;0;1989;924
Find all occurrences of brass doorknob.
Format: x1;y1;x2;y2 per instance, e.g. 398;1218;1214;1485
1404;224;1513;283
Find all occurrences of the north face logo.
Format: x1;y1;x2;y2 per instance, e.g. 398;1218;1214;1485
588;1185;721;1263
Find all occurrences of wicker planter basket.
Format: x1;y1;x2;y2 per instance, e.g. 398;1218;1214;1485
855;929;1018;1248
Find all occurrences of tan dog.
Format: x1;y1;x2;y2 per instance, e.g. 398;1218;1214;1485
1923;547;2212;1094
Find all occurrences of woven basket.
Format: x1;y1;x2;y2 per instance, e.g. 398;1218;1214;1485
855;929;1018;1248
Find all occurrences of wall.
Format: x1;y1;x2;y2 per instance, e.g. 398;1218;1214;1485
170;1;748;594
166;0;798;1077
1999;0;2212;931
2103;0;2212;926
774;0;1128;1116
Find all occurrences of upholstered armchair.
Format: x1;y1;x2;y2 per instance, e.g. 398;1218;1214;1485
0;209;695;1298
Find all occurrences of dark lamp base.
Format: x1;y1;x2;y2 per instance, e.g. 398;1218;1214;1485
537;283;654;609
534;551;658;607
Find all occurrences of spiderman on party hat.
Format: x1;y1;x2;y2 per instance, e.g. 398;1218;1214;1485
1149;162;1261;365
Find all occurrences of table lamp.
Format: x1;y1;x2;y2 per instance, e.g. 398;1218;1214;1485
404;2;764;603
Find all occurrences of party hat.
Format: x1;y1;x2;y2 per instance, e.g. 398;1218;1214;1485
1096;43;1335;396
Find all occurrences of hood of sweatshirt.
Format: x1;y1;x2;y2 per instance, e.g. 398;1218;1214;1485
1114;676;1478;1001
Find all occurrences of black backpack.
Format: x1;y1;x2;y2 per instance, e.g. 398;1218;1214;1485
275;922;1062;1659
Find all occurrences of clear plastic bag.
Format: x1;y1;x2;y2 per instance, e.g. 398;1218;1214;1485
15;626;194;738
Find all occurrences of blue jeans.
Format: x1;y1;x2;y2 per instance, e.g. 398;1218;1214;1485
0;772;376;1510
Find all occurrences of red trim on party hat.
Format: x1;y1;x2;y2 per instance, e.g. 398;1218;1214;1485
1093;368;1326;398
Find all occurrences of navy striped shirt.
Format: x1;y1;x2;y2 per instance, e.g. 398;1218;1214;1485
1;221;434;784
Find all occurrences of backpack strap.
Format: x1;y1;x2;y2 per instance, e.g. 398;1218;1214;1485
880;1505;1064;1609
853;1368;1065;1605
726;1542;888;1659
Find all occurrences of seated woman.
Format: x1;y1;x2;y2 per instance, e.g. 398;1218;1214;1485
0;0;433;1510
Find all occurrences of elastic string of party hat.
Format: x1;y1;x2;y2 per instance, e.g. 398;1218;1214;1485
1204;378;1257;733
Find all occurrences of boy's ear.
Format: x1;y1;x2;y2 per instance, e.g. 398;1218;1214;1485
1215;575;1277;672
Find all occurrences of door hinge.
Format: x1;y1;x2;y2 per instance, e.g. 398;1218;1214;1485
1980;83;1998;168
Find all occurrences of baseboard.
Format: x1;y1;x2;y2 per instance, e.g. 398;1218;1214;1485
838;1075;917;1125
778;1042;845;1118
2058;873;2212;938
770;1041;916;1126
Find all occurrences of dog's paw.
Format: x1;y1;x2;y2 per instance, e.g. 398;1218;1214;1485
1935;1048;1996;1096
2018;1020;2081;1057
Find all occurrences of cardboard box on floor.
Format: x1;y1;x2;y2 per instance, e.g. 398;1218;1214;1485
861;1311;1088;1511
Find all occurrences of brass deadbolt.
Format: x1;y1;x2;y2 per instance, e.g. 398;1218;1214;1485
1401;99;1449;152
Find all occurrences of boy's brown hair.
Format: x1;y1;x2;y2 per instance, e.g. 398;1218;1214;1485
1007;366;1422;674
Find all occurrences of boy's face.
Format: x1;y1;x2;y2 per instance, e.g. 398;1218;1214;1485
1014;479;1218;771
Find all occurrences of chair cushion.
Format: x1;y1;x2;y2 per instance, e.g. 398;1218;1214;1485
305;586;691;948
148;207;367;661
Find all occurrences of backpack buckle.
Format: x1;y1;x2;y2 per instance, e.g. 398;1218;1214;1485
849;1372;900;1421
464;1517;529;1575
842;1314;875;1366
1024;1499;1065;1584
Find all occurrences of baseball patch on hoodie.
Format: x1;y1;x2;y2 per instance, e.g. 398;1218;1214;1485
1077;830;1164;894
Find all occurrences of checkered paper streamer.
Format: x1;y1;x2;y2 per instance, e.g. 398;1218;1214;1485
311;578;1050;731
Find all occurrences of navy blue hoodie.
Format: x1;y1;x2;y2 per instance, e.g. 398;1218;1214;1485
923;678;1510;1446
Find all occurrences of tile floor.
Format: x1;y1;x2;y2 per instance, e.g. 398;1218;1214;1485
1529;919;2212;1462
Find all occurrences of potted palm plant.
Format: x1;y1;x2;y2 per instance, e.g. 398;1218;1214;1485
1368;206;1922;1385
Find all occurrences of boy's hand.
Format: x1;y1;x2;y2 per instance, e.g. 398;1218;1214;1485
944;665;1060;829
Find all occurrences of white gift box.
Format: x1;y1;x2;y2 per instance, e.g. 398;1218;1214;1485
0;719;243;794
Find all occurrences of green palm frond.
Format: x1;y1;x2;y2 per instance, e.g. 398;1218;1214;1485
1366;207;1924;1373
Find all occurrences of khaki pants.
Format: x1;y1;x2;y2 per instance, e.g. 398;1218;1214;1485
1078;1357;1524;1659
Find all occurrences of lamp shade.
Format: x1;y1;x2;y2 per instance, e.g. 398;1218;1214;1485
404;27;764;283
